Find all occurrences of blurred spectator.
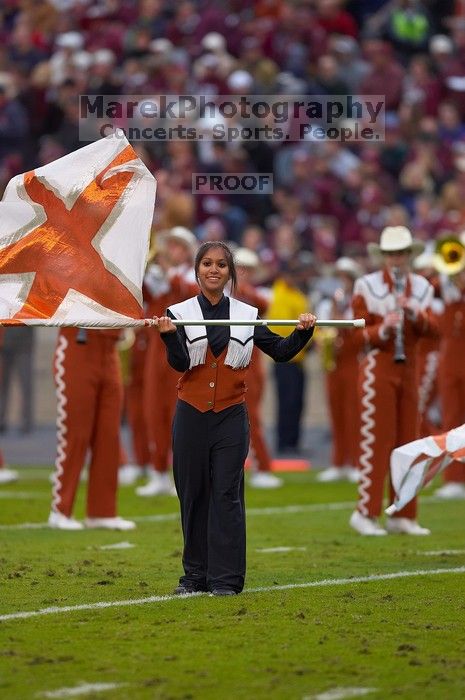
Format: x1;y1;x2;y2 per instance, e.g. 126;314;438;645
315;0;358;38
267;256;313;455
360;38;405;111
382;0;432;62
0;326;35;434
0;82;28;163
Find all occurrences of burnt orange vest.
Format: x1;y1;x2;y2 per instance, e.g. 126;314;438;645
177;346;249;412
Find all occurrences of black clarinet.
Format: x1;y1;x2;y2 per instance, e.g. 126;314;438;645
76;328;87;344
392;267;406;363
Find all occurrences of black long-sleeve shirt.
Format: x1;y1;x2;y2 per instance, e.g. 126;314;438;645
161;294;314;372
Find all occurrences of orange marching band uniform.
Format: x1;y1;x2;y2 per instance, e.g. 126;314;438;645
435;270;465;497
350;227;438;536
234;247;282;489
49;327;135;530
137;228;198;496
317;258;363;483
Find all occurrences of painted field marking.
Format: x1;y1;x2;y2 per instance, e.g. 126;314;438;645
0;495;449;531
305;688;377;700
0;491;48;499
418;549;465;557
1;566;464;623
98;542;135;551
38;682;127;698
256;546;307;553
0;501;354;530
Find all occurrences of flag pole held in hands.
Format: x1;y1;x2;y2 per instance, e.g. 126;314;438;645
0;318;366;328
167;318;366;328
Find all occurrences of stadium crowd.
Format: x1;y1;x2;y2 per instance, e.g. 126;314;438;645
1;0;465;264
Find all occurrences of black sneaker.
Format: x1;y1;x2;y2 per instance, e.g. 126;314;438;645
210;588;237;596
173;583;206;595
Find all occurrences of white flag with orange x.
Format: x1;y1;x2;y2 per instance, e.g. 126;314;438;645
386;424;465;514
0;132;156;327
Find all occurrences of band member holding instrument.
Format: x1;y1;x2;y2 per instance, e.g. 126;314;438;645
317;257;364;483
154;241;316;596
350;226;437;536
433;234;465;499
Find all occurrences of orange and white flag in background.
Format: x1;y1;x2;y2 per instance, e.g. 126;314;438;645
386;424;465;514
0;133;156;327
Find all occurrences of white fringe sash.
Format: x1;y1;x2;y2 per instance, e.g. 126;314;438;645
169;296;257;369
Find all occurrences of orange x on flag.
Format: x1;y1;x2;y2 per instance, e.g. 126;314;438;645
386;424;465;514
0;133;156;327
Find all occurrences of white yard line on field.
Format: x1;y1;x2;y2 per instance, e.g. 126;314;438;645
418;549;465;556
1;566;464;623
256;546;307;553
0;495;448;531
98;542;135;550
38;682;127;698
0;501;355;530
305;688;377;700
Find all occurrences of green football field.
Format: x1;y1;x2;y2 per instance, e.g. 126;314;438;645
1;468;464;700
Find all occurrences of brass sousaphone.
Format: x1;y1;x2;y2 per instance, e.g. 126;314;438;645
432;234;465;275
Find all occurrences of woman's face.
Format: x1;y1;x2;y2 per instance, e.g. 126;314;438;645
197;247;231;295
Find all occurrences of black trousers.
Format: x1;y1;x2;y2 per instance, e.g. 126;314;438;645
172;400;249;593
274;361;305;452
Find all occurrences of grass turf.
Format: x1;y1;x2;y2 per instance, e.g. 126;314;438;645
0;469;465;700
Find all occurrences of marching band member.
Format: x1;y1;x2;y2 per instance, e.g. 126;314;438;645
48;328;135;530
316;257;363;483
412;249;442;438
118;327;151;485
234;247;282;489
155;241;316;596
136;227;198;497
350;226;437;536
433;234;465;499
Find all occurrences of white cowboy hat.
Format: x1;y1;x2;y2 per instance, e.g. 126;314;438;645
334;256;363;279
164;226;198;253
367;226;425;259
234;247;259;268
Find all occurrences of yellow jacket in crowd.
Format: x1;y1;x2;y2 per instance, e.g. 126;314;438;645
266;278;310;363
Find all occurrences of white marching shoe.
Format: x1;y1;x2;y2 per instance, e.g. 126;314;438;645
341;466;360;483
317;466;359;483
118;463;146;486
349;510;387;536
84;516;136;531
0;467;19;484
48;511;84;531
136;470;176;496
386;517;431;535
434;482;465;500
248;471;283;489
316;466;343;482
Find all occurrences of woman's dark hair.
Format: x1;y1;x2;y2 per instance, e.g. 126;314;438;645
194;241;237;293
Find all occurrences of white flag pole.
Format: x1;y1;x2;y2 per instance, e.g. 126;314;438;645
168;318;366;328
0;318;365;328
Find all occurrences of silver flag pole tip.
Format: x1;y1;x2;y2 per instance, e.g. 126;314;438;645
353;318;366;328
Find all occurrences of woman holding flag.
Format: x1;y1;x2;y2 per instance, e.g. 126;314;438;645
154;241;316;596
